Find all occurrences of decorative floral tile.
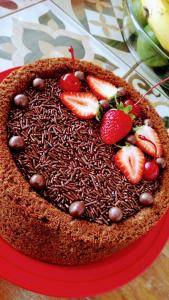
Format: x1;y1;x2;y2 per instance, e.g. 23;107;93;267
12;19;92;65
111;0;124;19
0;0;130;77
83;0;114;15
0;0;41;17
53;0;136;67
125;69;169;125
85;9;123;41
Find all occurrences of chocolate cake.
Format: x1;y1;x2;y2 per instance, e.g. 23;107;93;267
0;57;169;265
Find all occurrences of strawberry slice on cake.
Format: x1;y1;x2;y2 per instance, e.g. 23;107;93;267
60;92;99;119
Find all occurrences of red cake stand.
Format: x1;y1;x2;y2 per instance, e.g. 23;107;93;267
0;67;169;298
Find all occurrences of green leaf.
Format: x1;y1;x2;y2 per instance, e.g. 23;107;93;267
95;104;103;122
129;113;136;120
117;102;132;113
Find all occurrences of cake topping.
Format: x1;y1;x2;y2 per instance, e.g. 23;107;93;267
143;160;159;181
32;78;45;90
99;99;110;109
139;192;154;206
124;99;141;118
29;174;46;190
9;136;25;150
7;77;160;225
60;47;81;92
108;207;123;222
14;94;28;108
69;201;85;217
144;118;153;127
114;145;145;184
60;92;99;119
6;48;167;224
116;87;127;97
156;157;166;169
135;125;163;158
74;70;84;80
126;134;137;145
87;75;118;99
60;73;81;92
100;106;133;145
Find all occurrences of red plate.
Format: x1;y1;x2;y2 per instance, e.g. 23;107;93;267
0;67;169;298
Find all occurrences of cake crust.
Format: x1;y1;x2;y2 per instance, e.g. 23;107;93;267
0;58;169;265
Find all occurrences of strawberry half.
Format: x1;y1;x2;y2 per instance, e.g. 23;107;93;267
60;92;99;119
135;125;163;158
87;75;118;99
114;145;145;184
100;109;132;145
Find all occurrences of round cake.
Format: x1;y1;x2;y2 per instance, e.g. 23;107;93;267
0;57;169;265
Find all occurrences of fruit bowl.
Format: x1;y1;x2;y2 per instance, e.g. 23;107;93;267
123;0;169;92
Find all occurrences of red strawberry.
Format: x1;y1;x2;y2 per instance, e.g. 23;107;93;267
87;75;118;99
60;92;99;119
115;145;145;184
100;109;132;144
124;99;141;117
135;125;163;158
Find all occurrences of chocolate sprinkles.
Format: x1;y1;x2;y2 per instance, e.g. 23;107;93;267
7;77;160;225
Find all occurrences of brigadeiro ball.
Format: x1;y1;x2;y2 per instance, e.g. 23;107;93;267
126;134;136;145
9;136;25;150
156;157;166;169
99;99;110;109
14;94;28;108
108;207;123;222
74;70;84;80
32;78;45;90
139;192;154;206
117;87;126;97
69;201;85;217
29;174;46;190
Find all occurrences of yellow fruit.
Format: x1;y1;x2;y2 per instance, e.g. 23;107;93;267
141;0;169;52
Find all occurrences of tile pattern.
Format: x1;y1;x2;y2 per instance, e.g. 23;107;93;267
0;0;41;17
0;0;130;78
54;0;135;63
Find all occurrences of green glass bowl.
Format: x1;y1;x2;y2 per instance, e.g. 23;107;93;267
123;0;169;90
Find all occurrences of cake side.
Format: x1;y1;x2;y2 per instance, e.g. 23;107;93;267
0;58;169;265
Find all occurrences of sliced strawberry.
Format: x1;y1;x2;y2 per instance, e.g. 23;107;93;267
114;145;145;184
87;75;118;99
135;125;163;158
100;109;132;145
60;92;99;119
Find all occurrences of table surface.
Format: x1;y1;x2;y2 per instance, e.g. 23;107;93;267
0;0;169;299
0;241;169;300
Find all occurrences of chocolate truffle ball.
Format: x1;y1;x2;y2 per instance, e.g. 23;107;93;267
74;71;84;80
117;87;126;97
9;136;25;150
69;201;85;217
14;94;28;108
32;78;45;90
99;99;110;109
126;134;136;145
139;192;154;206
156;157;166;169
108;207;123;222
29;174;46;190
